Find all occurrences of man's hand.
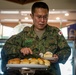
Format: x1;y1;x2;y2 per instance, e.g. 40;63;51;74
20;47;33;56
51;54;59;63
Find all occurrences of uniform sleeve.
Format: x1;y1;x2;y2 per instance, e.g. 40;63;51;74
1;34;23;72
1;27;30;62
55;30;71;64
2;33;24;59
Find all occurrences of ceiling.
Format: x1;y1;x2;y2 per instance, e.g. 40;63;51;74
5;0;41;5
0;0;76;28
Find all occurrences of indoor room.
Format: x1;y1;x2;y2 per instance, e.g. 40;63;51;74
0;0;76;75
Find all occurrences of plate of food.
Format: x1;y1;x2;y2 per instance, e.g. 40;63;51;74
6;58;50;69
39;51;55;60
42;57;56;60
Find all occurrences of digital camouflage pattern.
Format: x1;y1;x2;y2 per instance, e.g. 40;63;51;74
1;25;71;75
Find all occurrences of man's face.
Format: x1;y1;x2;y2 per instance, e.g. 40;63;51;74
31;8;49;30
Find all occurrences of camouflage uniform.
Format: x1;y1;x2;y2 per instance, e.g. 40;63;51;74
1;25;71;75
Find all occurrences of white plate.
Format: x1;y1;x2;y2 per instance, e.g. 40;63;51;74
42;57;56;60
6;64;48;69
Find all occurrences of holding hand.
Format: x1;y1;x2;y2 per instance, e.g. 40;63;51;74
20;47;33;56
51;54;59;63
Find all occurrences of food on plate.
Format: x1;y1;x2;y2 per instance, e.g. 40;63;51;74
7;58;51;66
44;59;51;66
8;58;20;64
29;58;38;64
39;53;44;57
38;58;44;65
8;59;13;64
44;51;53;58
20;58;29;64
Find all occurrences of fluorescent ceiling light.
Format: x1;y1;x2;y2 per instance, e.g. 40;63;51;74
21;11;31;16
0;11;19;14
21;19;33;22
48;20;67;22
1;19;19;22
1;19;67;22
49;11;68;14
21;11;31;14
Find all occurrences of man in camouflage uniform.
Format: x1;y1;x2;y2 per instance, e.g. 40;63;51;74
1;2;71;75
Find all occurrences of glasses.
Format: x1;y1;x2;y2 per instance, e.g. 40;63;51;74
35;15;48;20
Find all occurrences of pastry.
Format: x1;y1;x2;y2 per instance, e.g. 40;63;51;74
38;58;44;65
43;59;50;66
8;58;20;64
29;58;38;64
20;58;29;64
44;51;53;58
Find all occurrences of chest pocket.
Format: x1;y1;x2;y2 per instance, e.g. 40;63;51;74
23;38;35;47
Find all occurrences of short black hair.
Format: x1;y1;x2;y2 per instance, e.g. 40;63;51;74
31;2;49;14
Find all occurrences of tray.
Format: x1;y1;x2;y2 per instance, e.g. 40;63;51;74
42;57;56;60
6;64;48;69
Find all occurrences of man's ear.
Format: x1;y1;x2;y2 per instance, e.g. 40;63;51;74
30;14;33;19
